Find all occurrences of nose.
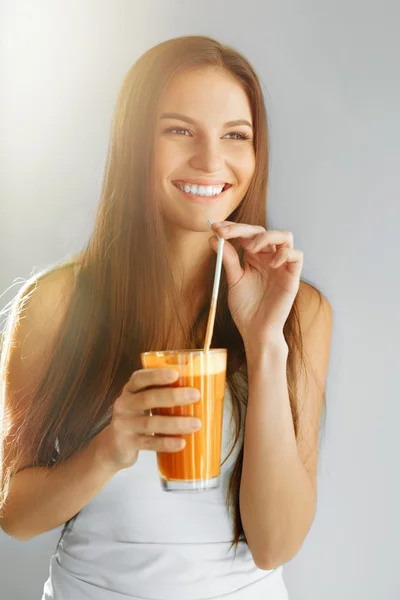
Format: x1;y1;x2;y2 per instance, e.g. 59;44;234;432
188;137;223;173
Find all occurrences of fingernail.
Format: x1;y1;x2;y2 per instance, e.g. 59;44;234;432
185;388;200;400
165;370;179;382
190;418;202;430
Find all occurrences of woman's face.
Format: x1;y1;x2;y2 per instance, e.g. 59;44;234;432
153;67;256;233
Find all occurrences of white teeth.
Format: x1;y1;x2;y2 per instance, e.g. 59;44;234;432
177;183;225;197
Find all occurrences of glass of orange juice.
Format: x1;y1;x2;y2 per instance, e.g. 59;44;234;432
141;349;227;491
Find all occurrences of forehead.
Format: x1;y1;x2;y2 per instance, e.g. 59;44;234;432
159;68;252;123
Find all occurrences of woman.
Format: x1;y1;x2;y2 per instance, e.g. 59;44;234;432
0;35;332;599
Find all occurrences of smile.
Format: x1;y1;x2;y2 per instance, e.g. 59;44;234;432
172;181;232;199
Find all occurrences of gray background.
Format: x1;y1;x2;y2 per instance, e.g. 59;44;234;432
1;1;399;599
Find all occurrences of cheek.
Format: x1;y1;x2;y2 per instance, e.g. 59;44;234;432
230;146;255;179
237;159;256;185
154;139;176;172
156;146;187;181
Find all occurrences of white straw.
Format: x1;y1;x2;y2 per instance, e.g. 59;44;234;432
204;220;225;351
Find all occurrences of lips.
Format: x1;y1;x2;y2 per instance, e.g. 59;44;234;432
172;179;230;187
172;181;232;202
172;182;232;192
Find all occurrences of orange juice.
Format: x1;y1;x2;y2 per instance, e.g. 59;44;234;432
141;349;227;491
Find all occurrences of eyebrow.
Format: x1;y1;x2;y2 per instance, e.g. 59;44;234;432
160;112;253;130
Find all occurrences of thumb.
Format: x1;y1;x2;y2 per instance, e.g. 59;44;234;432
208;235;244;288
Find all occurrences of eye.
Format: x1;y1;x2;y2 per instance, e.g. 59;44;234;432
224;132;251;140
165;127;191;136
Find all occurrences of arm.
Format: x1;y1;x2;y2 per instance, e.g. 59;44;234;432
1;264;195;540
1;429;118;540
239;285;333;570
0;263;117;540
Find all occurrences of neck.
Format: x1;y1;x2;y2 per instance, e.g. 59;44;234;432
166;227;215;312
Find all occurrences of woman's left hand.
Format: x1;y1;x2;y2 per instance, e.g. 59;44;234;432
209;221;304;346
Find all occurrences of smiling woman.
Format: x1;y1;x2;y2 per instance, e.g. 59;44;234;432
154;68;256;239
0;35;331;600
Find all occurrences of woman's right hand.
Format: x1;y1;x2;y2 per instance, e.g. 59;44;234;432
96;368;202;471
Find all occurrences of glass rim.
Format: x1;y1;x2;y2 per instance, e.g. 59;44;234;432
141;348;227;357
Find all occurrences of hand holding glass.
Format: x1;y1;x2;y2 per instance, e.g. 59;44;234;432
141;349;227;491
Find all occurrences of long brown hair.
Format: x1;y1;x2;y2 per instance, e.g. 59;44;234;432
0;35;323;555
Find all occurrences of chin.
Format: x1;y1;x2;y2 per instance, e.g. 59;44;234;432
186;212;232;231
178;217;217;233
162;208;229;233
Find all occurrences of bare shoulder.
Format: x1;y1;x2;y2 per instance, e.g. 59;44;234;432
3;258;81;398
296;280;332;335
0;260;81;479
11;261;78;336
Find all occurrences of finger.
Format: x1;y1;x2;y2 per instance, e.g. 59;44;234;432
208;235;244;288
240;230;293;254
136;434;187;453
270;248;304;274
212;222;265;239
116;414;202;436
213;223;293;248
115;386;201;414
125;368;179;393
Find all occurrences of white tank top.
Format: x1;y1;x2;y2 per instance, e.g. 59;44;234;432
41;264;288;599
